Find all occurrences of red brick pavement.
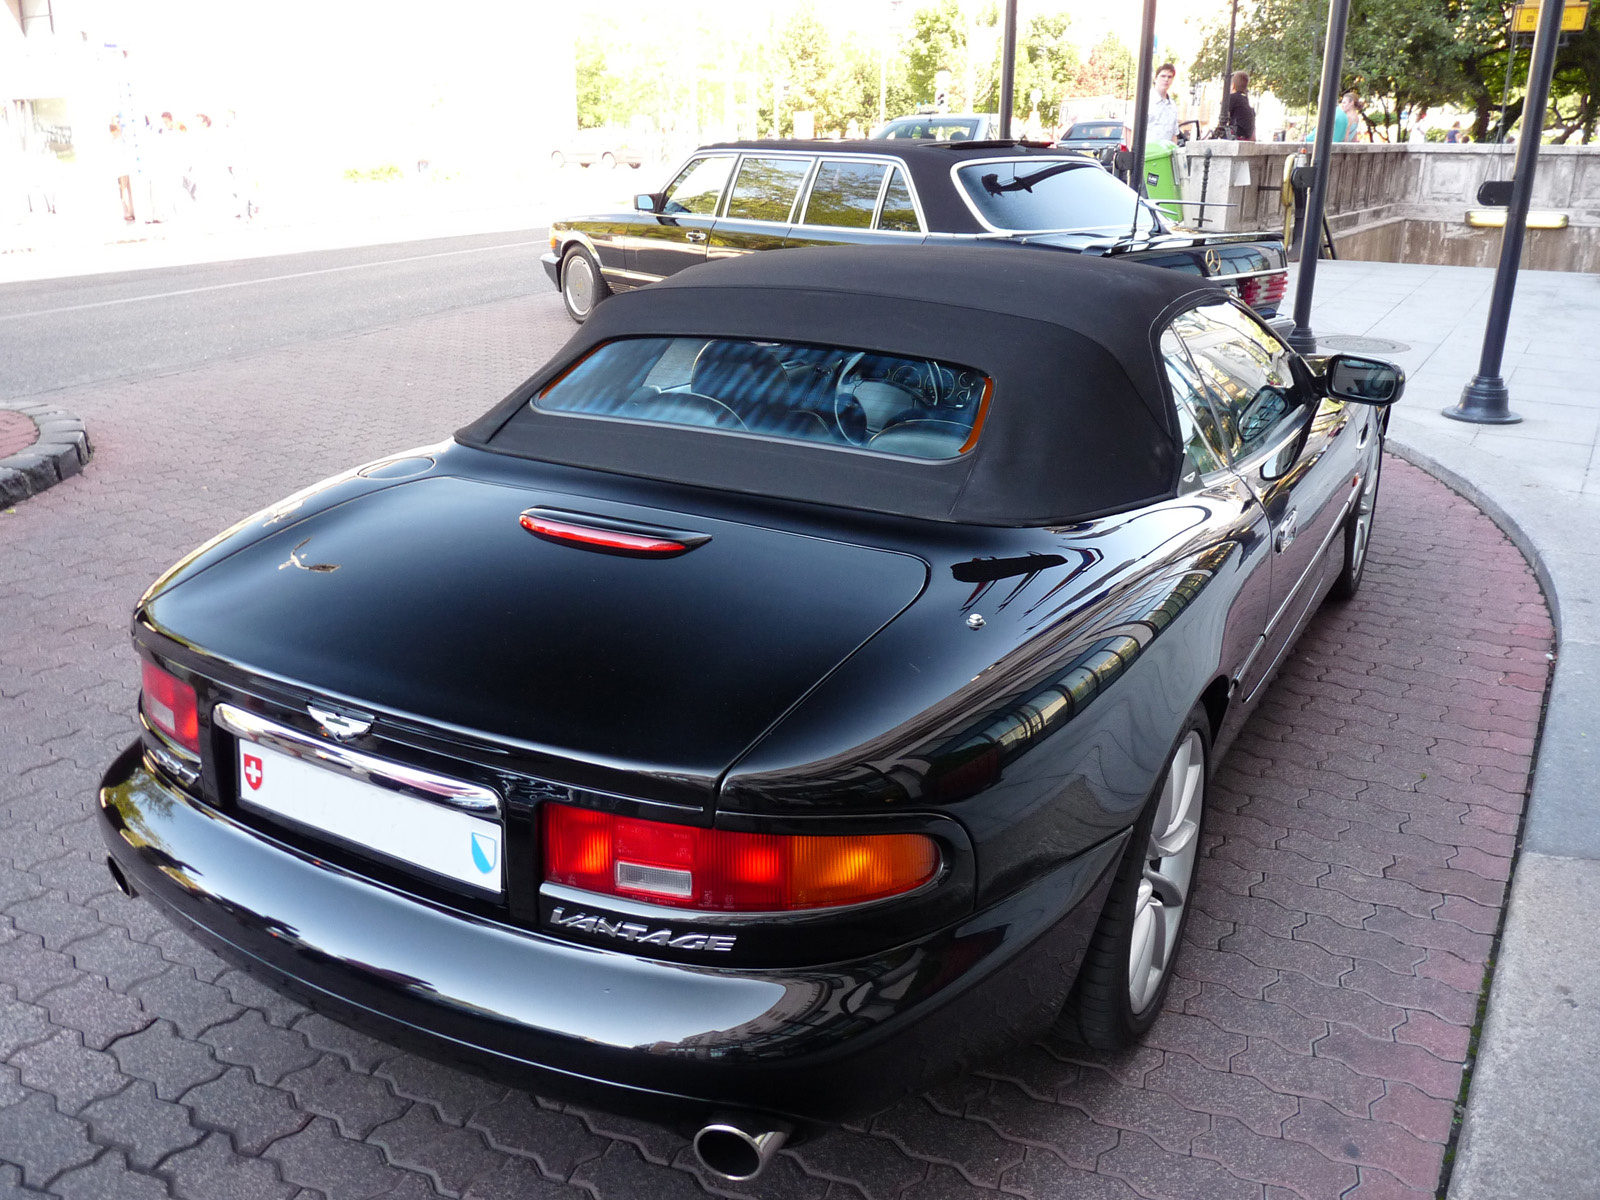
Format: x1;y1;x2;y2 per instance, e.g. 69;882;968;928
0;293;1553;1200
0;410;37;458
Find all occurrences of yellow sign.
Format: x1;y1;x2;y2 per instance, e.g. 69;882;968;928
1511;1;1590;32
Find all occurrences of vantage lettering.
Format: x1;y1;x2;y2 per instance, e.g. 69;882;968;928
549;907;736;952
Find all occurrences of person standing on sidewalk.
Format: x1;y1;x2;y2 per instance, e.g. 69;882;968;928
1224;72;1256;141
1146;63;1180;143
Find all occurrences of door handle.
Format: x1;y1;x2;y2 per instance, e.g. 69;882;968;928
685;230;707;243
1275;509;1299;552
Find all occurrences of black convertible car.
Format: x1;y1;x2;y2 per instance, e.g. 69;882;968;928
544;138;1290;331
101;247;1400;1183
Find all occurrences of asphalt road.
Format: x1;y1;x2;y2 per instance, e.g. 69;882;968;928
0;229;550;402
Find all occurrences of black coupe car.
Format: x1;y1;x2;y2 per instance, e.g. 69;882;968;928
544;139;1290;331
101;246;1400;1184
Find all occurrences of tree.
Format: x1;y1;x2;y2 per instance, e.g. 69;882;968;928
1007;12;1083;127
1075;34;1136;100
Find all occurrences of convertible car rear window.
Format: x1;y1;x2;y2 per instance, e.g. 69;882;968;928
956;159;1157;235
535;338;991;460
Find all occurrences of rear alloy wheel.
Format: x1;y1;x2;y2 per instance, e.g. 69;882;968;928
1329;445;1382;600
560;247;610;325
1060;709;1208;1048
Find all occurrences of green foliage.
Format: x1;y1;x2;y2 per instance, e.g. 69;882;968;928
1075;33;1136;100
1191;0;1595;143
1010;12;1083;126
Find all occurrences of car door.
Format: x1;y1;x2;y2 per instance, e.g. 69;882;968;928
1174;302;1361;702
634;154;735;280
785;160;925;250
1160;328;1275;703
708;154;813;261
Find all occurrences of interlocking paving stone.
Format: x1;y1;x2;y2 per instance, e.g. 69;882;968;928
200;1010;320;1087
37;974;152;1051
0;289;1553;1200
0;1163;51;1200
48;1150;172;1200
156;1132;299;1200
9;1031;126;1115
79;1079;201;1170
181;1067;310;1154
267;1117;434;1199
105;1020;223;1102
369;1102;504;1195
376;1055;508;1129
0;1091;99;1188
467;1093;609;1178
280;1054;411;1140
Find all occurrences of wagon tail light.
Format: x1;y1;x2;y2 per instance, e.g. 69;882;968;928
543;806;940;911
141;661;200;755
1237;272;1288;310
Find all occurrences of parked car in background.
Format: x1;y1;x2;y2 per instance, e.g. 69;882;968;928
550;128;642;169
870;111;1002;140
544;139;1290;329
1056;120;1133;154
102;244;1403;1182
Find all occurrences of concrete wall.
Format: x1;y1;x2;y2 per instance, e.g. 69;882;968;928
1171;140;1600;271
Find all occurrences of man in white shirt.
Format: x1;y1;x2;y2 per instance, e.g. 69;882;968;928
1147;63;1179;143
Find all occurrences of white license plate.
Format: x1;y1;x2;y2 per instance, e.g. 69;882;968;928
237;741;503;894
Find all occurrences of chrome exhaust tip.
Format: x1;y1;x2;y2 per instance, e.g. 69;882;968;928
692;1112;792;1182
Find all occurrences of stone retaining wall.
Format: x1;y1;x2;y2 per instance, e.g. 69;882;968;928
1171;141;1600;270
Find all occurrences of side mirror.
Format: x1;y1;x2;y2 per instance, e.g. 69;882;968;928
1324;354;1405;406
635;193;664;213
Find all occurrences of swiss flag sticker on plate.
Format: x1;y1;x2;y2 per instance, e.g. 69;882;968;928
242;754;264;791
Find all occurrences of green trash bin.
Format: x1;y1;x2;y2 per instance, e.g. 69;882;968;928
1141;141;1184;225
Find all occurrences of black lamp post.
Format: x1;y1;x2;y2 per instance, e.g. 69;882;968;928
1219;0;1240;132
1128;0;1160;196
999;0;1018;136
1286;0;1352;355
1445;0;1566;425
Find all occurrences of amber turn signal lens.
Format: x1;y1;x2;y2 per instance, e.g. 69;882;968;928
543;805;940;912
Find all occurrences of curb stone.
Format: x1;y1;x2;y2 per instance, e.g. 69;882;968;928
0;401;92;506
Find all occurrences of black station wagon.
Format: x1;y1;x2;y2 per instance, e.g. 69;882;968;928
102;247;1400;1184
544;138;1290;330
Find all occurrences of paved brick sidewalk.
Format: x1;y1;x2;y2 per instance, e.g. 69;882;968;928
0;293;1552;1200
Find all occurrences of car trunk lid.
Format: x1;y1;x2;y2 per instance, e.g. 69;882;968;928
141;475;928;809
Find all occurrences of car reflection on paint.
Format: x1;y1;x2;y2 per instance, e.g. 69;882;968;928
100;245;1402;1184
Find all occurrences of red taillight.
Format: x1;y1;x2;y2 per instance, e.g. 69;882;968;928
1238;273;1288;310
519;513;689;556
141;661;200;754
543;806;940;912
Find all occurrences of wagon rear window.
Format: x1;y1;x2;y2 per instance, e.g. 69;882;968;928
536;338;991;460
956;159;1158;235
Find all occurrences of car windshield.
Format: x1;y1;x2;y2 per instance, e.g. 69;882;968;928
875;116;982;140
1067;124;1123;139
956;159;1158;235
535;337;991;460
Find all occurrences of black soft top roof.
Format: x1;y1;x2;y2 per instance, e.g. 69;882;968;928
688;138;1109;234
459;245;1226;527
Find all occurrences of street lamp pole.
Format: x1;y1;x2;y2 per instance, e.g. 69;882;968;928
999;0;1019;137
1446;0;1566;424
1219;0;1239;132
1286;0;1353;355
1128;0;1159;196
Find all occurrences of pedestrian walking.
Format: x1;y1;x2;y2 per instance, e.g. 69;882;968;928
1146;63;1179;143
1224;72;1256;141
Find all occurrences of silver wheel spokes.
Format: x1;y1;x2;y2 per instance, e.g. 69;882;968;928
1128;730;1204;1013
1350;455;1381;575
566;259;594;317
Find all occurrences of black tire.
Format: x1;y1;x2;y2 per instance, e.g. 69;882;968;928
1328;444;1382;601
600;152;618;170
1060;707;1210;1048
560;247;610;325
